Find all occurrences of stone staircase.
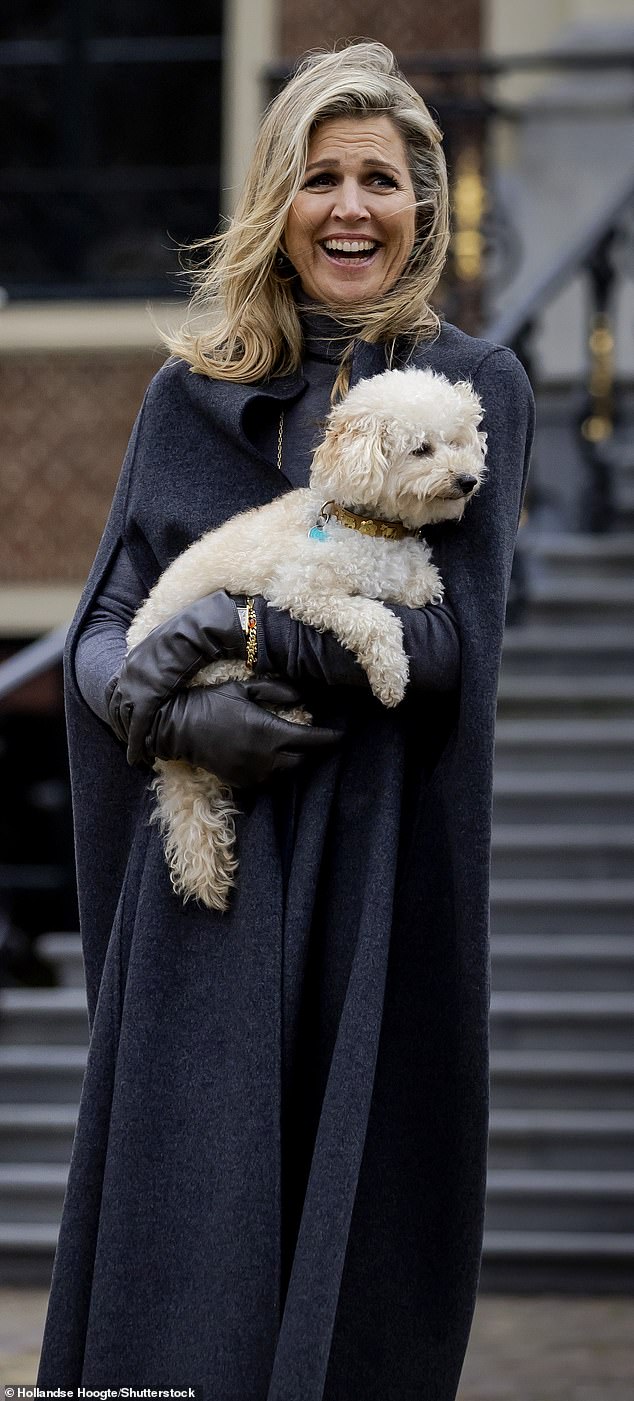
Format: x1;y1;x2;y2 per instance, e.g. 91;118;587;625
483;530;634;1291
1;534;633;1290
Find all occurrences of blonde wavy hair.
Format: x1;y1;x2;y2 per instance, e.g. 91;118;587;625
164;41;450;392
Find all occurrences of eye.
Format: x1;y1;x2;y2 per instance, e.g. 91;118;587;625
303;172;335;188
369;173;399;188
412;442;432;457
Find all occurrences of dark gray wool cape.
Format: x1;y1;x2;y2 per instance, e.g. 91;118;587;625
37;323;534;1400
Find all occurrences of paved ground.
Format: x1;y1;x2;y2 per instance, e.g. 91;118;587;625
459;1296;634;1400
1;1290;633;1396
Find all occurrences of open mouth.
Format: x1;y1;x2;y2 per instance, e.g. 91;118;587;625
320;239;381;264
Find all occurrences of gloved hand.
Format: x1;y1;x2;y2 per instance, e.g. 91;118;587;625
105;590;246;765
144;675;342;787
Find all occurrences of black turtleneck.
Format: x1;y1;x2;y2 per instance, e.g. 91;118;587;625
256;293;355;488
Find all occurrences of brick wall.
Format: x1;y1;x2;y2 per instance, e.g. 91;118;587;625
0;352;162;584
279;0;481;58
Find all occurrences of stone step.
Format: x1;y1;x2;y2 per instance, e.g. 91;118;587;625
526;579;634;625
0;1221;57;1286
490;880;634;936
492;772;634;823
491;935;634;992
0;1104;77;1162
501;625;634;676
496;674;634;719
0;989;88;1045
494;719;634;772
3;1225;634;1292
4;1160;632;1246
614;480;634;530
0;1163;67;1224
491;825;634;878
0;1045;86;1102
491;1051;634;1110
480;1230;634;1293
524;533;634;580
6;962;634;1046
484;1170;634;1234
488;1109;634;1170
1;1154;631;1254
37;932;83;988
490;994;634;1053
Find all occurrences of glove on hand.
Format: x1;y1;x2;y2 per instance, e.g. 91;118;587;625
144;675;342;788
105;590;246;765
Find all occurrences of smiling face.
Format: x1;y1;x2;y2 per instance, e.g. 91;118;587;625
283;115;417;306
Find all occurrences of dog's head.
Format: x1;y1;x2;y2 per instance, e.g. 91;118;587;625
310;366;487;529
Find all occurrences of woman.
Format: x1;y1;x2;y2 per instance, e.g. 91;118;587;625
38;41;534;1400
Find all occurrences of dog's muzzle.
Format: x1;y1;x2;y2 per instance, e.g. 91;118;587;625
441;474;479;500
456;473;478;496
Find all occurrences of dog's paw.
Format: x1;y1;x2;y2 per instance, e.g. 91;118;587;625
365;652;409;707
405;569;445;609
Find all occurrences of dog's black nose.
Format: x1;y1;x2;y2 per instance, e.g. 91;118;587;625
456;474;477;495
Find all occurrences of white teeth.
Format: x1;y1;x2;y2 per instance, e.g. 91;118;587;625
323;239;377;253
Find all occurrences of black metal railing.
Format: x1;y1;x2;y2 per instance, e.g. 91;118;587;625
484;174;634;532
0;625;67;703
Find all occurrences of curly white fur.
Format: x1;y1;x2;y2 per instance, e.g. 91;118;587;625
126;366;487;911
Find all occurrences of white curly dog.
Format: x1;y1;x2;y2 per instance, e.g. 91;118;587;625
126;365;487;911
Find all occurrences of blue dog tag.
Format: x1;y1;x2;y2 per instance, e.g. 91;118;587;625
308;524;330;541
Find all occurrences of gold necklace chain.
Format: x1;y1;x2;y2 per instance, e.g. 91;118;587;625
244;410;284;670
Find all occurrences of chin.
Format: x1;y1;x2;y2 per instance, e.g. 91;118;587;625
320;280;377;304
422;497;469;526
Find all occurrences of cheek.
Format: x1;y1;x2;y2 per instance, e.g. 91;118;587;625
399;206;416;250
384;204;416;263
284;201;312;255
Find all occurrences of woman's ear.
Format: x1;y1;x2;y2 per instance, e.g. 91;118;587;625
310;412;389;507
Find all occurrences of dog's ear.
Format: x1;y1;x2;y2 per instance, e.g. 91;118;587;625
310;411;389;506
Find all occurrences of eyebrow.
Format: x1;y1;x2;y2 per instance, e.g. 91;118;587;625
304;157;400;174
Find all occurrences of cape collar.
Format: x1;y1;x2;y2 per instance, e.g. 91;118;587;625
225;336;428;480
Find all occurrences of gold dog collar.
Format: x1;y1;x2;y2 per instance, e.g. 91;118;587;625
321;500;419;541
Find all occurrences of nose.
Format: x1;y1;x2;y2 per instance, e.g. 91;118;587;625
332;177;370;222
456;474;477;495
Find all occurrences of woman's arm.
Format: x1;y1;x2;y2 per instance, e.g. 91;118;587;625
253;595;461;694
75;545;341;774
74;543;145;724
74;540;460;725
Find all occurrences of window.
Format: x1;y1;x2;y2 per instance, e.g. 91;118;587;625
0;1;224;296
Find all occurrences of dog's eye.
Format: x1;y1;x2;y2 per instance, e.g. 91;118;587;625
412;442;432;457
